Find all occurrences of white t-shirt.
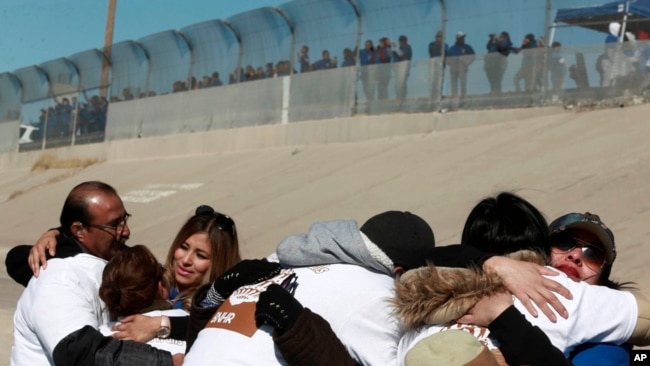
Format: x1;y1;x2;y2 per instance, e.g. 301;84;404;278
100;309;188;354
397;267;638;365
11;254;109;366
185;263;398;365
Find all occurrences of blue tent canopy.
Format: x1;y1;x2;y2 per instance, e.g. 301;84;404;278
555;0;650;34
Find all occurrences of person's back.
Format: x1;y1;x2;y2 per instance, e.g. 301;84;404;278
185;210;436;365
185;263;396;365
12;254;108;365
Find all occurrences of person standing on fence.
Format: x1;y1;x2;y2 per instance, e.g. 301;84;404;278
484;32;512;94
428;30;448;100
298;45;311;73
513;33;539;92
392;35;413;106
446;32;476;98
376;37;393;100
359;40;377;101
314;50;337;71
548;41;567;93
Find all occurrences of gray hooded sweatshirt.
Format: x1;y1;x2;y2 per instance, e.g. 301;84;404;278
276;219;393;276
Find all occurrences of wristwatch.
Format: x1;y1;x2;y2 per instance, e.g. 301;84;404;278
157;316;171;339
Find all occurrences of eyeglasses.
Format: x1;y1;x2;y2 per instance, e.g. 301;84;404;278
195;205;236;237
551;235;607;270
86;213;131;236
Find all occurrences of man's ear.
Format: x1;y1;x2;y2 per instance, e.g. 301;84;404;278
70;221;84;239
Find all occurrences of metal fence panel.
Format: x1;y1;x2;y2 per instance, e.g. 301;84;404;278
108;41;150;102
181;20;240;90
0;73;21;122
138;30;192;96
280;0;360;74
226;8;293;83
289;65;357;121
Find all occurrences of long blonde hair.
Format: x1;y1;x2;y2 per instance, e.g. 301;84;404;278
162;206;242;310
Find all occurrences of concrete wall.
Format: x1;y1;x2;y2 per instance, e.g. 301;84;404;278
0;106;566;172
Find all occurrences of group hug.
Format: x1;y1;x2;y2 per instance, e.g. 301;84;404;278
6;181;650;365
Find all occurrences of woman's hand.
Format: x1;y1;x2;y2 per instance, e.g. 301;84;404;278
483;256;573;322
457;291;514;327
29;229;59;277
111;314;160;343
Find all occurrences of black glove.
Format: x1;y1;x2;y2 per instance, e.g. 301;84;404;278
255;284;304;336
202;259;282;306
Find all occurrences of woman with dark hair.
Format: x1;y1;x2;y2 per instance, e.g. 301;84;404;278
99;244;187;354
395;192;647;366
461;191;550;256
548;212;635;366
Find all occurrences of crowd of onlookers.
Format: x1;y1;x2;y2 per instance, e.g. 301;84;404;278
26;25;650;142
30;95;108;140
106;26;650;104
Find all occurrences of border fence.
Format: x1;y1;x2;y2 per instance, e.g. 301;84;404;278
1;0;649;154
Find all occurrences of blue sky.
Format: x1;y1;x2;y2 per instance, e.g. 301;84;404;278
0;0;286;73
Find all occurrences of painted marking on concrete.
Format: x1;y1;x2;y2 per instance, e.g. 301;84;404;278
121;183;203;203
145;183;203;190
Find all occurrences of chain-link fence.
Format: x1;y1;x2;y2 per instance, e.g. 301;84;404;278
2;0;649;153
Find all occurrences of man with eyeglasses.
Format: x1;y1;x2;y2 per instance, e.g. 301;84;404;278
9;181;182;365
6;182;131;287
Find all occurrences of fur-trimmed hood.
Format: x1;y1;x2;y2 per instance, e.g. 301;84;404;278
392;250;547;330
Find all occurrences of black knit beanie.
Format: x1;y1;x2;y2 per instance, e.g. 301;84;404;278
360;211;435;271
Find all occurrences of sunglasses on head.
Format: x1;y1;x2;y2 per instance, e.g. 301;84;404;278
195;205;236;237
551;235;607;270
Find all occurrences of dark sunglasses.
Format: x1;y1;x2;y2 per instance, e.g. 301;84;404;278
551;235;607;270
195;205;236;237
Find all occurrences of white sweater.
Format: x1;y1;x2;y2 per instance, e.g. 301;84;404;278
11;254;109;365
185;264;397;365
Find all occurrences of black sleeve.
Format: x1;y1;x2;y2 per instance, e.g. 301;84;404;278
5;229;84;287
185;283;217;353
489;306;572;366
274;308;359;366
5;245;34;287
53;325;173;366
169;315;188;340
430;244;494;269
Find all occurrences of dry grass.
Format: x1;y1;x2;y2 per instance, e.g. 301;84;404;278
6;155;103;200
31;154;102;172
